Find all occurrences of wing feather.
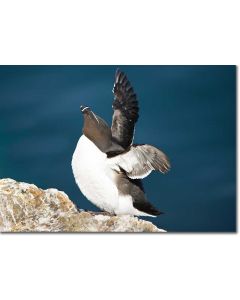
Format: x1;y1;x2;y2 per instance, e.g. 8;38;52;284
110;144;170;179
111;69;139;149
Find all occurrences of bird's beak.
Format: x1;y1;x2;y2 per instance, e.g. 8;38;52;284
80;105;90;113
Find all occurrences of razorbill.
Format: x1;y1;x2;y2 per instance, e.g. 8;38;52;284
72;69;170;217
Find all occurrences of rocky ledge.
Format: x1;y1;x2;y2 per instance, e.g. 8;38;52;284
0;178;165;233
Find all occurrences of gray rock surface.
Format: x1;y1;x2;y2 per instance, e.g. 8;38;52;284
0;178;165;232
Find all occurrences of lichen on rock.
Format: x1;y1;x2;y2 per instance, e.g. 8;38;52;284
0;178;165;233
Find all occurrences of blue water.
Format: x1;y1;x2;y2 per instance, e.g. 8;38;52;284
0;66;236;232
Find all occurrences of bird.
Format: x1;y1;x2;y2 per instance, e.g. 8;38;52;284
71;69;170;217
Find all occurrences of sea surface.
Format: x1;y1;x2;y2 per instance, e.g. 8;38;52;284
0;66;236;232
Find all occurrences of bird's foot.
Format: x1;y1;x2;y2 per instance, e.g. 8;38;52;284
87;210;115;217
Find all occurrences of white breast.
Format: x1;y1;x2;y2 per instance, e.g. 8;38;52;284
71;135;119;213
72;135;154;217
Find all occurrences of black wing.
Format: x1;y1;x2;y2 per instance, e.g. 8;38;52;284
129;178;162;216
111;69;139;149
116;172;162;216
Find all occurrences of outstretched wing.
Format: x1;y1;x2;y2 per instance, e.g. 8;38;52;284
111;69;139;149
110;144;170;179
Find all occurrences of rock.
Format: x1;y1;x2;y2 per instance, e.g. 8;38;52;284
0;178;165;233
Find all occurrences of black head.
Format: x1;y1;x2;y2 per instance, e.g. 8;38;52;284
80;105;112;151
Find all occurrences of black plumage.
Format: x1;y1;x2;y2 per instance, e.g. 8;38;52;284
111;69;139;149
116;170;162;216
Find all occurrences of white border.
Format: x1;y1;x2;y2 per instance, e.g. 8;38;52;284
0;1;239;300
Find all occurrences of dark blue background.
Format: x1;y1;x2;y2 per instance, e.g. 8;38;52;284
0;66;236;232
